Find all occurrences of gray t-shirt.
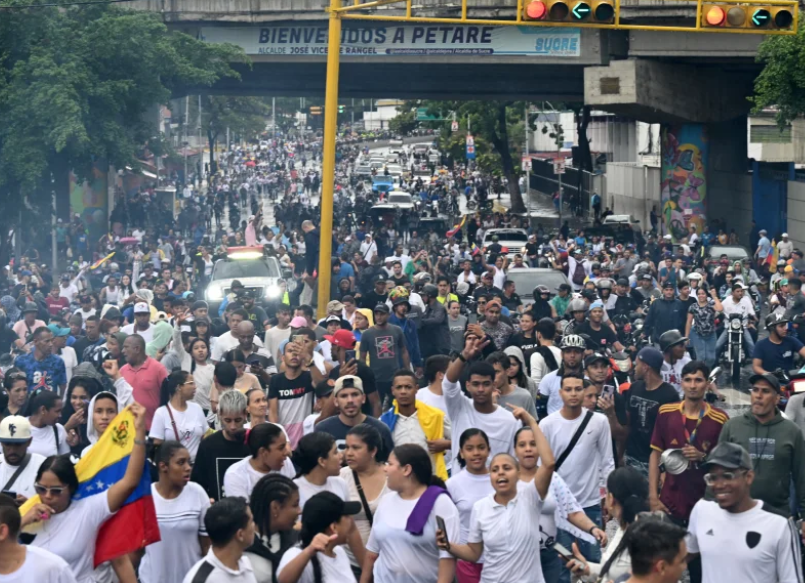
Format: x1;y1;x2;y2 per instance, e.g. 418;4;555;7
448;314;467;354
496;386;538;421
359;324;406;383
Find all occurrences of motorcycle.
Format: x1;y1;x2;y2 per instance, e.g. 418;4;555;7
610;350;633;390
723;313;746;385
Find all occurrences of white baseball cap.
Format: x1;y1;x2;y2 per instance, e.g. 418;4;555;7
0;416;32;443
134;302;150;314
783;233;789;237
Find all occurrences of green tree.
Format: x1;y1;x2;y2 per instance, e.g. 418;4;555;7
0;3;248;265
200;96;270;169
389;105;419;135
753;27;805;124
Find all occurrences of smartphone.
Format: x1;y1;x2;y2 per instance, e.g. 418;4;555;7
552;542;574;562
345;349;356;362
436;515;448;542
292;335;305;345
601;385;615;399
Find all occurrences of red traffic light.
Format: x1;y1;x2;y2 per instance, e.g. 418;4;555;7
705;5;726;25
525;0;547;19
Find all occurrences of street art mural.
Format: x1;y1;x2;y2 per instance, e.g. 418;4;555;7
660;124;708;242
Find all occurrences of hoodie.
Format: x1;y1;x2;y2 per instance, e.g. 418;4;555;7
719;409;805;517
503;346;538;398
80;391;119;458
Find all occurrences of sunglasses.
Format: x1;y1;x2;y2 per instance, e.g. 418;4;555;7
703;470;747;486
34;484;67;497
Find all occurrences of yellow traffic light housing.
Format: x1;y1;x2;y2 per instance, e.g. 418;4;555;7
593;0;615;22
701;2;795;29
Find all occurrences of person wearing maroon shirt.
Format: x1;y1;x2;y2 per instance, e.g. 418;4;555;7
45;285;69;317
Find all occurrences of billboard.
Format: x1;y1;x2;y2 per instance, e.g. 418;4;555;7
201;24;581;58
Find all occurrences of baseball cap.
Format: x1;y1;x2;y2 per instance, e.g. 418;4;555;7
748;372;782;393
324;315;342;325
0;415;32;443
325;329;356;349
133;302;150;314
314;379;336;398
373;303;390;314
703;442;752;471
22;302;38;313
616;278;629;286
103;306;122;321
584;352;610;368
637;347;664;373
334;375;364;395
46;324;70;337
289;316;308;328
302;492;362;534
662;280;675;289
327;300;345;312
640;273;652;280
589;300;604;311
372;273;387;284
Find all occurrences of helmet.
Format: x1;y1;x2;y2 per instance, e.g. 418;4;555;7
778;260;787;267
561;334;586;350
658;330;688;352
766;312;790;330
568;298;587;313
389;286;410;307
533;285;551;297
687;272;703;281
596;279;613;290
421;284;439;298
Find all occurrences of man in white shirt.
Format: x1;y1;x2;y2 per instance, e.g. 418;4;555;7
539;371;613;565
716;282;756;359
0;416;46;504
538;334;586;417
443;333;520;474
211;310;263;362
360;234;377;263
687;442;803;583
121;302;155;343
778;232;794;260
182;497;259;583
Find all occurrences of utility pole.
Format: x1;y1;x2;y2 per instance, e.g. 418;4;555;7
351;97;355;128
51;175;57;277
198;95;202;184
272;97;276;137
184;95;189;183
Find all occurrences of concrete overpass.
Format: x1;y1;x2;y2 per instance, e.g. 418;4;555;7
130;0;768;123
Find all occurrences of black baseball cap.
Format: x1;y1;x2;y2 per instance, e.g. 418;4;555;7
703;442;752;471
584;352;610;368
302;492;361;532
373;303;390;314
314;379;336;398
748;372;781;393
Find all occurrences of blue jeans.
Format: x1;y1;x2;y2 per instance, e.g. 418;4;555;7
541;546;564;583
715;326;754;361
689;329;717;369
555;505;602;583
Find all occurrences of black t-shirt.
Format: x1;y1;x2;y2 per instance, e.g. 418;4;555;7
190;430;251;501
315;415;394;460
329;362;378;415
359;291;388;310
390;275;410;287
0;327;19;354
609;294;638;318
622;380;680;463
577;320;619;351
507;332;540;374
502;293;523;313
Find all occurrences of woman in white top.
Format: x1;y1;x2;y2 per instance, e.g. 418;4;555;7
278;491;360;583
139;441;210;583
564;467;649;583
223;422;295;501
99;276;121;306
339;424;389;574
445;429;493;583
513;425;606;583
436;406;554;583
363;444;460;583
148;370;209;461
293;432;350;509
21;403;149;583
246;474;302;583
24;389;70;457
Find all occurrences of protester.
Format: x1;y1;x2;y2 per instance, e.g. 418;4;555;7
0;415;46;502
149;370;209;461
223;421;295;501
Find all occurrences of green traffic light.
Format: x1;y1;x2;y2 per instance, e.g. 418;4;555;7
751;8;770;26
571;2;591;19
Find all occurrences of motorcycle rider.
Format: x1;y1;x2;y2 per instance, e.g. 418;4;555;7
659;330;692;398
752;312;805;376
550;283;572;318
633;272;662;302
597;279;615;311
716;282;757;361
609;277;641;319
537;333;586;418
576;301;624;352
643;281;687;345
529;285;557;321
564;298;589;337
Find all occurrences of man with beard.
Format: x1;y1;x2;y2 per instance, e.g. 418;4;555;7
479;298;513;351
190;372;250;501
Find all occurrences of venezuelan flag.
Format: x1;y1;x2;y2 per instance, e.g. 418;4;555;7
89;251;116;271
446;215;468;238
20;407;160;567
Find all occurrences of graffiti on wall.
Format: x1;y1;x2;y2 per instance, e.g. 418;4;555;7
69;165;108;243
660;124;708;242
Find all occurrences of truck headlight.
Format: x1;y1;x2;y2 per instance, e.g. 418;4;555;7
206;288;223;301
265;285;281;299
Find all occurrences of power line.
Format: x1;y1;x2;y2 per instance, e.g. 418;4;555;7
0;0;139;9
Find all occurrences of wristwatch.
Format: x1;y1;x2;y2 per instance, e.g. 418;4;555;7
588;525;598;535
457;353;467;362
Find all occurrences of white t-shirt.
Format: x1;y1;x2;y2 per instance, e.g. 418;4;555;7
277;546;357;583
0;545;77;583
366;491;460;583
121;323;154;343
31;492;115;583
28;423;70;457
468;481;545;583
446;470;494;546
222;456;295;502
537;370;564;416
148;402;209;461
293;475;350;509
339;467;389;566
182;549;258;583
140;482;210;583
687;499;803;583
661;354;692;398
539;410;615;508
0;452;46;500
60;347;78;385
442;377;519;474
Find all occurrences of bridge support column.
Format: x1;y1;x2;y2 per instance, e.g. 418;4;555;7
584;59;751;124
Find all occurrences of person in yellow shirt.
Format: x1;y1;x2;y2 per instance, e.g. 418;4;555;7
436;276;458;305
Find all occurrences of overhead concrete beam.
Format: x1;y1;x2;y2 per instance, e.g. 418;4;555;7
584;59;752;124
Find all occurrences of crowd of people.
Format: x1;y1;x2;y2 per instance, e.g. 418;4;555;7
0;128;804;583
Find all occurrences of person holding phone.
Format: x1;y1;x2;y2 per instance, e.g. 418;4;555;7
325;329;380;418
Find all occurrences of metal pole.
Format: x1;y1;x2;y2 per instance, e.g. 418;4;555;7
351;98;355;128
558;171;563;227
272;97;276;137
198;95;202;185
316;0;342;319
184;95;189;183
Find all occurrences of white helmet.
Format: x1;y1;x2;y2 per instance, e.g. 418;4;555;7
561;334;586;350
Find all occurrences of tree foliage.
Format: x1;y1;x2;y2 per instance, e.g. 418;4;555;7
201;96;271;169
753;27;805;124
0;1;248;264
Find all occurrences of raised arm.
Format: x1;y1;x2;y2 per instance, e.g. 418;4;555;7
508;405;554;499
107;403;147;513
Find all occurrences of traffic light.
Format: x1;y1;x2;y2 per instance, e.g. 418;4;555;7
524;0;614;22
310;106;322;115
701;2;794;29
338;105;345;113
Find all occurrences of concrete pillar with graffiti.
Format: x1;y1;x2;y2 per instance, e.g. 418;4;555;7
660;124;708;242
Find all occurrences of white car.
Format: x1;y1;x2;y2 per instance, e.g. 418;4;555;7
482;228;529;257
371;191;415;211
